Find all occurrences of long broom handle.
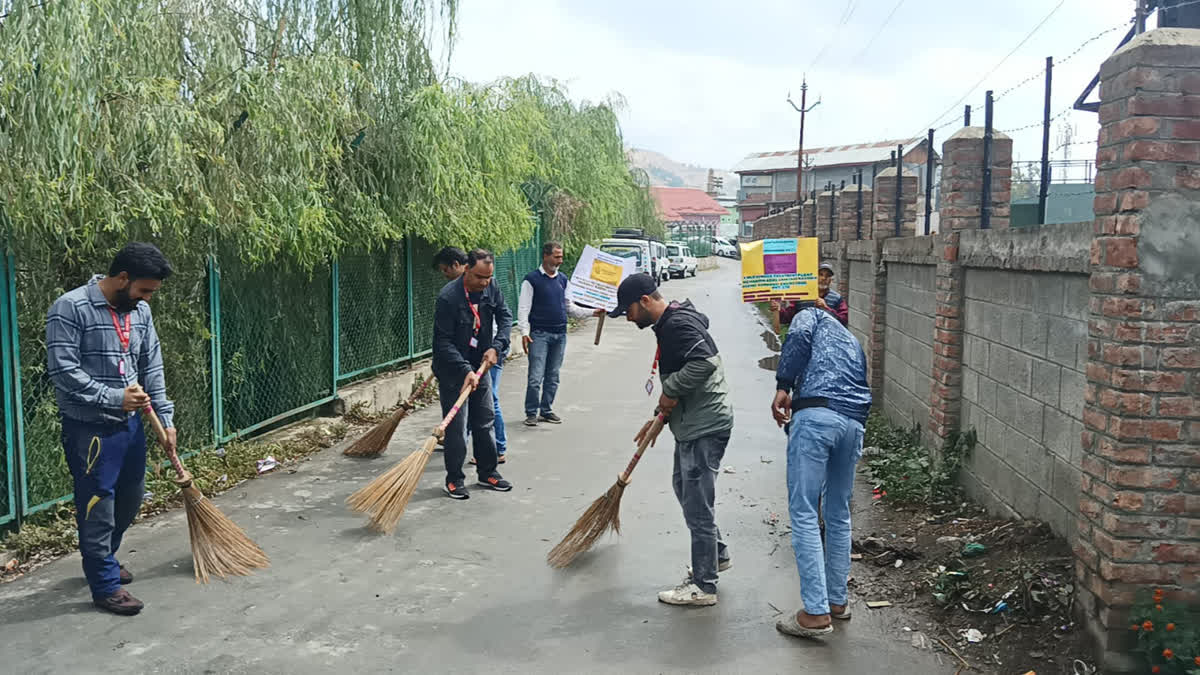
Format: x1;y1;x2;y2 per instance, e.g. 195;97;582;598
434;363;492;435
593;314;605;346
140;403;188;481
618;413;666;484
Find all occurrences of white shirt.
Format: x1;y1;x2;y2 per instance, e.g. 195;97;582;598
517;265;595;337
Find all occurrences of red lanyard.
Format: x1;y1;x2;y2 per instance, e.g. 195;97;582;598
463;278;481;335
108;308;131;352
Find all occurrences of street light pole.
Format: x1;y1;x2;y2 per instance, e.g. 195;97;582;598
787;79;821;234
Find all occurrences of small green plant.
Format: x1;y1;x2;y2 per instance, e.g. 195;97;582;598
862;414;975;505
1130;588;1200;674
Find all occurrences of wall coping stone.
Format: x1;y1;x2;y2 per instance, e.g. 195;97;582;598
958;222;1092;273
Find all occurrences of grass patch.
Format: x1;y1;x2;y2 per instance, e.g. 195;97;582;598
862;413;976;506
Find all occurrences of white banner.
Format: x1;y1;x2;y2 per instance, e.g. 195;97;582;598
567;245;636;311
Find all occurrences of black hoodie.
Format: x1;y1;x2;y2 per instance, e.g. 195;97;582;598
653;301;734;441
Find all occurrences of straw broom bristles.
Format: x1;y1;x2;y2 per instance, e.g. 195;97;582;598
346;365;488;534
343;375;437;458
547;414;665;569
142;404;269;583
345;435;437;533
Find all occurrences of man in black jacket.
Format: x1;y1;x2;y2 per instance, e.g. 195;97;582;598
612;273;735;606
431;249;513;499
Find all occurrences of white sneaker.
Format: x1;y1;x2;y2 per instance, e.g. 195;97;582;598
657;582;717;606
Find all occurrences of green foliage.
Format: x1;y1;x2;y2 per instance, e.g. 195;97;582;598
863;414;975;505
1131;589;1200;675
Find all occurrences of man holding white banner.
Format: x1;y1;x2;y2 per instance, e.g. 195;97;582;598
517;241;608;427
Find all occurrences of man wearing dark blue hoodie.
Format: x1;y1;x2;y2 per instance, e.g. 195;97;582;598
611;273;734;607
770;302;871;639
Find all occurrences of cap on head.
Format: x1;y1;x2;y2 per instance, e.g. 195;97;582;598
818;262;835;274
608;273;658;318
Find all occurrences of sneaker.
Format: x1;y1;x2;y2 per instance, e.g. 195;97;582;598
497;454;506;464
444;482;470;500
523;416;538;427
477;474;513;492
658;581;717;606
93;588;144;616
468;456;476;465
686;560;733;577
538;413;563;424
119;565;133;585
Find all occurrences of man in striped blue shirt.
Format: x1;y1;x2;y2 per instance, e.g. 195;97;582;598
46;242;176;616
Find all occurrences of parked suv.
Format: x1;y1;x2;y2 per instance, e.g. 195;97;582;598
666;243;698;278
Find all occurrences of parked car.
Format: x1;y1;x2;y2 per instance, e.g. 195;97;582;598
711;237;739;258
666;243;698;278
652;240;671;283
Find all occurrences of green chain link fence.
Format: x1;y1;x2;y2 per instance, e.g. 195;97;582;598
669;225;713;258
0;233;541;529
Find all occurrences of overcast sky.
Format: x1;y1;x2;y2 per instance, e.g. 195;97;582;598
445;0;1137;170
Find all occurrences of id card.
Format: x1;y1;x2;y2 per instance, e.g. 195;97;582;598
645;378;654;396
469;337;479;348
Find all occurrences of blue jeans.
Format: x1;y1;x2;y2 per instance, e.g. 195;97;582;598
786;407;864;615
524;330;566;418
61;414;147;600
490;364;506;455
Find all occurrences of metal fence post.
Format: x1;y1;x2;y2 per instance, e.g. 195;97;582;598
207;255;225;447
828;182;835;241
331;259;340;397
924;128;935;235
894;146;903;237
405;236;415;360
982;90;995;230
856;169;864;239
0;252;19;525
7;251;27;520
964;104;972;127
1038;56;1053;225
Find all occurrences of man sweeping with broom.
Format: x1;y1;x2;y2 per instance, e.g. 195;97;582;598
46;242;176;616
610;273;734;607
432;248;513;499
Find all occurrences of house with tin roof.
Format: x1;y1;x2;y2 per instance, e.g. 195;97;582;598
733;137;938;233
649;186;728;228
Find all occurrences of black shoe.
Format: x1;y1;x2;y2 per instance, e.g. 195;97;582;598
119;565;132;585
477;475;513;492
539;413;563;424
444;482;470;500
524;416;538;427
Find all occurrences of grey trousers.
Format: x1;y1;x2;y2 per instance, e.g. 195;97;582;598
672;431;731;594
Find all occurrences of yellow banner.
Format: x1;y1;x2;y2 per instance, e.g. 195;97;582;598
739;238;819;303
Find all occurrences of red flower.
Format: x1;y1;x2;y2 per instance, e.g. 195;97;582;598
1152;666;1160;673
1156;604;1164;611
1143;620;1155;631
1131;623;1141;631
1163;648;1174;660
1194;656;1200;666
1166;623;1175;631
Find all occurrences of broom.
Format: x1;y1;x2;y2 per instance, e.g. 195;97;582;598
346;363;490;534
546;412;666;568
343;374;437;457
141;405;270;583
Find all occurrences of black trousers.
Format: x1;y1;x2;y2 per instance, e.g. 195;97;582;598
438;371;497;485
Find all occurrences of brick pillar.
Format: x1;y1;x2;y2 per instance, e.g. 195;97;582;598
866;238;888;401
1077;28;1200;672
939;126;1014;230
927;232;965;450
835;184;873;242
801;198;817;238
872;168;919;239
815;190;835;243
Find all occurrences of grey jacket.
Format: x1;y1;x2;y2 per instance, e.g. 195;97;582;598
655;301;734;442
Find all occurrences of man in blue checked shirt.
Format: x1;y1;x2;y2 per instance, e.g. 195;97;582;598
46;242;176;616
769;300;871;640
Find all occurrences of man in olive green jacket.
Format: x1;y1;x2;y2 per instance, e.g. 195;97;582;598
611;273;734;607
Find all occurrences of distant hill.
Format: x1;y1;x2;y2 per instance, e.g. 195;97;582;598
627;147;737;199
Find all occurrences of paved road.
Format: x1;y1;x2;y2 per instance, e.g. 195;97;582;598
0;258;949;674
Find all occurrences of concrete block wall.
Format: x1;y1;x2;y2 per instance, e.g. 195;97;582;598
959;267;1090;536
881;262;937;428
846;245;874;355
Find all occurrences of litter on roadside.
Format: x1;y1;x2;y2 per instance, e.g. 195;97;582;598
960;628;984;643
866;600;892;609
256;456;279;474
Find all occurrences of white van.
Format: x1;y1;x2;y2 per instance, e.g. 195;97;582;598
666;243;698;278
600;229;671;285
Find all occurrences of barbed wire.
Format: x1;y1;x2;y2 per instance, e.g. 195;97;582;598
993;24;1126;102
999;104;1075;134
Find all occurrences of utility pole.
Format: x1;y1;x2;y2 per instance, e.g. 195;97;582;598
1135;0;1149;33
787;79;821;233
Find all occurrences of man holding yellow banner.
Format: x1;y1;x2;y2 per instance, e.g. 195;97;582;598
517;241;605;427
739;237;820;305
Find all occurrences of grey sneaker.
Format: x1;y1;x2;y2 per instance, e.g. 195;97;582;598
657;581;717;606
523;416;538;427
538;413;563;424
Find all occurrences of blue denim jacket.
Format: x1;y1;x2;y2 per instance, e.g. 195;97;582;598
775;306;871;425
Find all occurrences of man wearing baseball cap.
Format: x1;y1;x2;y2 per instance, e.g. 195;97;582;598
611;273;734;606
773;262;848;327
